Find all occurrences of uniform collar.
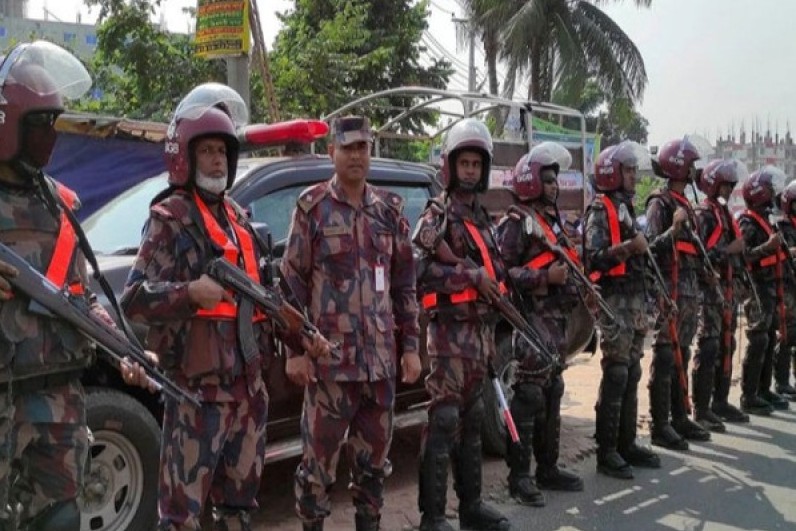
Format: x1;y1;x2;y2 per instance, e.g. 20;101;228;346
329;174;374;208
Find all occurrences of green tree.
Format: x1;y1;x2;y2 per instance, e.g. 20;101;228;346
77;0;226;122
460;0;650;103
269;0;452;130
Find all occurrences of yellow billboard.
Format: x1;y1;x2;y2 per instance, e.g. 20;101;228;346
195;0;251;58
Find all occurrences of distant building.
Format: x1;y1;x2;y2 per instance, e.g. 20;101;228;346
0;15;98;61
0;0;26;18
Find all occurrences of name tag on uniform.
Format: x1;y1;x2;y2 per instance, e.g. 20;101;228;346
322;225;348;236
375;265;385;292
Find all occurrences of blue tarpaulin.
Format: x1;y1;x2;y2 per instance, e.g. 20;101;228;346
45;132;166;220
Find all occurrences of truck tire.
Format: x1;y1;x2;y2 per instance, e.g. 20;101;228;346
481;330;516;457
79;388;161;531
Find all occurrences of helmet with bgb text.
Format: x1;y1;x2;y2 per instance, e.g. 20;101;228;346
439;118;493;192
593;140;650;192
697;158;747;199
652;135;711;182
743;165;786;208
165;82;248;189
510;141;572;201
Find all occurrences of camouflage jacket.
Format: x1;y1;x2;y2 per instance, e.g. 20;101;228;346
645;187;701;288
776;215;796;288
739;206;790;286
414;192;503;323
496;203;580;315
582;192;646;296
121;189;299;401
695;198;745;300
280;176;419;383
0;167;96;421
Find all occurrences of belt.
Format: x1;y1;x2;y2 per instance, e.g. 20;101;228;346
0;370;84;396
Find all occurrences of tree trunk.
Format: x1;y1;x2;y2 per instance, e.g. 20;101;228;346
484;28;499;96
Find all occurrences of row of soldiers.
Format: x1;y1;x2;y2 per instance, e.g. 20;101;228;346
1;40;794;531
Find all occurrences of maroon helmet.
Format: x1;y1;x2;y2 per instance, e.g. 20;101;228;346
593;140;650;192
653;135;708;181
697;159;747;199
165;83;248;189
0;41;91;164
511;142;571;201
439;118;493;192
781;180;796;214
743;166;786;208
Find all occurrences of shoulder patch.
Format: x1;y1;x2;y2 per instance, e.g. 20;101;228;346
373;188;405;215
297;182;329;214
151;193;192;224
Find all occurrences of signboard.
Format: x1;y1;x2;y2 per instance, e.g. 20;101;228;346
195;0;251;59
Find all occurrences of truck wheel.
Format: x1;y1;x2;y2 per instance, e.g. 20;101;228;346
481;330;516;457
79;388;161;531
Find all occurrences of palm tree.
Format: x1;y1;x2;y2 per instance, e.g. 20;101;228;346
460;0;650;104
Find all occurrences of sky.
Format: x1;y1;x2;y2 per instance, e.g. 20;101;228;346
23;0;796;148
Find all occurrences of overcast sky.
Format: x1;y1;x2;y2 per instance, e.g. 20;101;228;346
25;0;796;148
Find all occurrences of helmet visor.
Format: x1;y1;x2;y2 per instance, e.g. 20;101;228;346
0;41;91;103
173;82;249;127
684;134;714;169
614;140;651;171
529;141;572;172
761;165;787;195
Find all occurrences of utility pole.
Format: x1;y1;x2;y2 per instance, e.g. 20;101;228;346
452;16;476;93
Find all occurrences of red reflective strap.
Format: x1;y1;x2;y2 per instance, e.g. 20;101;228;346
705;203;724;250
462;221;498;280
421;293;437;309
591;195;626;282
45;184;83;293
745;209;786;268
524;251;556;270
675;241;697;255
194;193;266;321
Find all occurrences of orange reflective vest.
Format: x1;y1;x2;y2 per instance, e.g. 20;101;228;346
744;209;787;268
670;190;698;256
46;183;84;296
421;220;506;310
704;200;741;250
588;194;626;282
522;211;581;270
193;192;265;322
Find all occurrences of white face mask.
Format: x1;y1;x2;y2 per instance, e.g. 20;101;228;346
195;171;227;195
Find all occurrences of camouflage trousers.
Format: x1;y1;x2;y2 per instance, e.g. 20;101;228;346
697;297;739;379
0;386;88;528
294;379;395;523
599;291;647;367
158;386;268;530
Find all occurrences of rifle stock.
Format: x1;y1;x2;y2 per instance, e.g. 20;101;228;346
0;243;201;407
205;257;333;358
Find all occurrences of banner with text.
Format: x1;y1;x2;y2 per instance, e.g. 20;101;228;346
195;0;251;59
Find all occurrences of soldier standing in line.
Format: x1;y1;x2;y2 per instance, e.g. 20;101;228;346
122;83;331;531
413;118;510;531
281;116;421;531
773;181;796;400
737;168;790;415
583;141;661;480
495;142;584;502
0;41;153;530
692;160;750;427
645;137;711;450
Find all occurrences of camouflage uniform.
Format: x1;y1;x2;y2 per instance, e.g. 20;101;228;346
772;216;796;396
280;176;419;527
496;203;584;496
122;189;301;530
693;198;741;423
0;169;95;529
583;191;658;476
645;187;706;444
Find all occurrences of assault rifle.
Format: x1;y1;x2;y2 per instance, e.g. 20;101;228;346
0;242;201;407
433;240;558;371
205;257;334;357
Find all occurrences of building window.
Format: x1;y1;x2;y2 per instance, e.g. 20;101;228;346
85;34;97;45
63;32;76;43
0;27;6;38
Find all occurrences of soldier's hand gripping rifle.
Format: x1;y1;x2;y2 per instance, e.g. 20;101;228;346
0;242;201;407
432;240;558;370
205;257;334;357
522;214;620;341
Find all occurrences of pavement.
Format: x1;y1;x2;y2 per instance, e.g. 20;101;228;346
252;334;770;531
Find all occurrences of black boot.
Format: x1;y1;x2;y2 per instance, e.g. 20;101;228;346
618;362;660;469
354;512;380;531
772;339;795;400
774;382;796;401
211;506;252;531
671;367;711;442
649;351;689;451
759;388;789;410
740;394;774;416
418;405;456;531
505;385;545;507
453;398;510;531
302;521;323;531
692;369;725;433
711;374;749;423
742;329;769;411
596;364;633;479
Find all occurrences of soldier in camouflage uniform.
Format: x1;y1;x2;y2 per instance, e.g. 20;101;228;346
496;142;584;502
645;137;711;450
736;168;790;415
121;84;330;531
413;119;510;531
583;142;661;480
774;181;796;400
281;116;421;531
692;160;749;428
0;41;154;531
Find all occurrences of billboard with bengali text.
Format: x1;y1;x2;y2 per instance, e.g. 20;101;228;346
195;0;251;59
